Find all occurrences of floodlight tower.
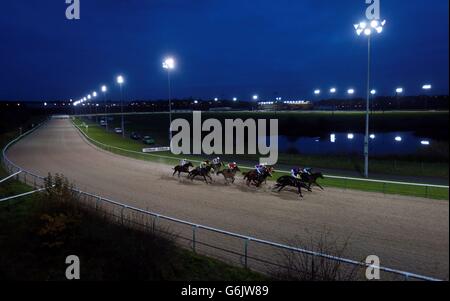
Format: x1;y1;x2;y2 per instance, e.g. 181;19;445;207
163;57;175;144
101;85;108;129
116;75;125;137
354;18;386;178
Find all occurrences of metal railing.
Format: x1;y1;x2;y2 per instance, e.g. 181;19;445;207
1;120;445;281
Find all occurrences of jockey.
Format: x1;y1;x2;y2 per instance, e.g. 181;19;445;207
255;163;267;175
291;167;302;179
227;162;238;170
180;158;189;167
212;157;221;165
200;160;211;169
302;167;312;175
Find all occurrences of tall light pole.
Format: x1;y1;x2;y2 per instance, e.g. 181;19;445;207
422;84;432;110
330;88;337;114
117;75;125;137
252;94;258;111
354;19;386;178
101;85;108;130
92;91;98;122
163;57;175;144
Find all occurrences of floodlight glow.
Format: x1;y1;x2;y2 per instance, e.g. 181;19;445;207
370;89;377;95
163;57;175;70
330;88;337;93
396;87;404;94
347;89;355;95
347;133;354;140
233;97;238;101
359;22;367;29
117;75;124;84
314;89;321;95
395;136;402;142
421;140;430;146
93;92;97;97
214;98;218;101
370;134;376;139
376;26;383;33
101;85;107;92
253;95;259;100
370;20;379;28
381;20;387;26
194;100;198;104
330;134;336;143
87;95;91;99
44;102;47;106
422;84;432;90
356;28;363;36
364;28;372;36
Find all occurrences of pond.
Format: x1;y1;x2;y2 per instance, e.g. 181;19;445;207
277;132;433;156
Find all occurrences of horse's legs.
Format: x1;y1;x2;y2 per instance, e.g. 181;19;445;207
297;185;303;198
315;182;324;190
277;184;286;192
203;175;210;184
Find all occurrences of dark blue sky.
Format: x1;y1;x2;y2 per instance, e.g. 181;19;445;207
0;0;448;101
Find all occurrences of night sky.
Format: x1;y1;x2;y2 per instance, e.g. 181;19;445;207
0;0;448;101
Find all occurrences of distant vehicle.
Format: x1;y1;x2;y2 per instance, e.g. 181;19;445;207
142;136;155;145
114;128;123;134
130;132;141;140
100;119;107;126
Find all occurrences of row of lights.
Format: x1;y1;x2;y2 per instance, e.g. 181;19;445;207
73;80;116;107
333;133;431;145
313;85;432;96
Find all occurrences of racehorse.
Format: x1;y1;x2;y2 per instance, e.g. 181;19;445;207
173;162;194;178
243;166;274;187
188;165;213;184
273;175;312;198
217;167;241;184
301;172;325;190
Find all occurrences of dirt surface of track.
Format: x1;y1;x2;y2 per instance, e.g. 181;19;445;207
7;119;449;279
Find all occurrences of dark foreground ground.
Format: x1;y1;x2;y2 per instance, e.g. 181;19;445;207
0;173;266;281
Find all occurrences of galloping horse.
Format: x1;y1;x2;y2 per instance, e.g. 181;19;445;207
273;175;311;198
188;165;213;184
301;172;325;190
217;167;241;184
243;166;274;187
173;162;194;178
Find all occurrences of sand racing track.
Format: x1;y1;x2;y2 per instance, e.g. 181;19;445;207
6;119;449;279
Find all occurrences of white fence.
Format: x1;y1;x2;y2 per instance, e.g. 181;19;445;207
0;119;445;281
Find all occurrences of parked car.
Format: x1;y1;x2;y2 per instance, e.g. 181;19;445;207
114;128;123;134
130;132;141;140
142;136;155;145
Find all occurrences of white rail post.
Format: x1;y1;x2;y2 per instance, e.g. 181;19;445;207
192;226;198;253
244;239;250;269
